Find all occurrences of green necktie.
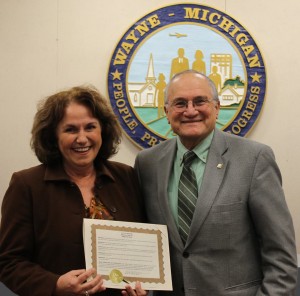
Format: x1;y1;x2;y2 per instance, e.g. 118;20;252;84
178;151;198;244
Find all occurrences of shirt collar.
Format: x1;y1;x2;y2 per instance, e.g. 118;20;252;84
176;130;214;165
44;161;115;182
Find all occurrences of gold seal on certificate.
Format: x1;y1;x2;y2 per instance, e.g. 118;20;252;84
109;269;124;284
83;219;173;291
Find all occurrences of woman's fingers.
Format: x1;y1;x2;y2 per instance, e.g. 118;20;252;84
55;268;106;295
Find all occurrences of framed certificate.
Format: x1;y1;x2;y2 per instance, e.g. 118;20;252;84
83;219;173;291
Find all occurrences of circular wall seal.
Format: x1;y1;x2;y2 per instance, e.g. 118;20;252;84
107;4;266;149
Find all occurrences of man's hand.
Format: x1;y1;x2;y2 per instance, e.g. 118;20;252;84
121;281;148;296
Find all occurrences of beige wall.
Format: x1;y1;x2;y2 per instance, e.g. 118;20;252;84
1;0;299;258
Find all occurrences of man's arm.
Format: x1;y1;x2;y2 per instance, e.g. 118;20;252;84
249;146;298;295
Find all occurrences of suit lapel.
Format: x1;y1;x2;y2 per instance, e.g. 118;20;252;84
156;139;184;249
187;129;229;246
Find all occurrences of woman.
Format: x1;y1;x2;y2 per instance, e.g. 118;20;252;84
0;86;147;296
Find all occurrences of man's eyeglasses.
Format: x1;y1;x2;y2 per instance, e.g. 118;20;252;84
168;97;213;112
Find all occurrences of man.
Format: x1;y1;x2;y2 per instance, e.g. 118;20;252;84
170;48;189;80
208;65;222;93
134;70;298;295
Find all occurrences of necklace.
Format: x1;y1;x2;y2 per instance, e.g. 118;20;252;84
84;196;114;220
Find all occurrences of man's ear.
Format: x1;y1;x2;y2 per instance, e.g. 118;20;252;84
215;101;220;119
164;106;170;124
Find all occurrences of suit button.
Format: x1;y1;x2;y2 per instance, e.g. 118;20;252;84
183;251;189;258
110;206;117;213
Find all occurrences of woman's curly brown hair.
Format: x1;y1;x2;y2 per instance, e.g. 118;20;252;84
31;85;122;165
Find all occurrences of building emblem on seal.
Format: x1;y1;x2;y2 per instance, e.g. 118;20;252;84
107;4;266;149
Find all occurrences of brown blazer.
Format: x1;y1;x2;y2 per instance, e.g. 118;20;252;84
0;161;146;296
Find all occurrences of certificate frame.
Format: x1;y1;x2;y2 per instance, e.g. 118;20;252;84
83;219;173;291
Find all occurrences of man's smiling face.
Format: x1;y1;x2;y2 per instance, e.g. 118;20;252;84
165;72;220;149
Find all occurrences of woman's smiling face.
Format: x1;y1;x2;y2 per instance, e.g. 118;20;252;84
56;102;102;172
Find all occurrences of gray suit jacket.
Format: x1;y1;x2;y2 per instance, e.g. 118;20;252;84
135;129;297;296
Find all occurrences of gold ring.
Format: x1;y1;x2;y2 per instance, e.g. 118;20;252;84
85;291;89;296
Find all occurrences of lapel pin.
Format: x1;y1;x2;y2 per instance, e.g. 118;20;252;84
217;163;223;169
